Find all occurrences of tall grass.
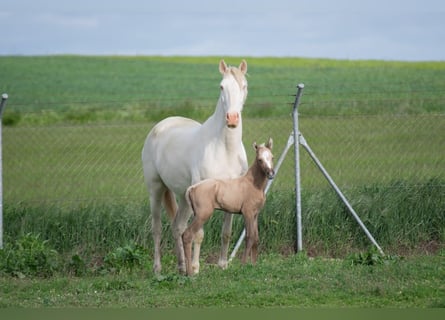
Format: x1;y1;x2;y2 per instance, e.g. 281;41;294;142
3;202;151;257
4;178;443;266
301;178;445;255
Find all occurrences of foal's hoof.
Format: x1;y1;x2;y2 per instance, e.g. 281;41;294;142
217;259;228;270
192;262;200;275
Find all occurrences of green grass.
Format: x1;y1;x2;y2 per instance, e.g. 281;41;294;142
0;56;444;308
0;252;443;307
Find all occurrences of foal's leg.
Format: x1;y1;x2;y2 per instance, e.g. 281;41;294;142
242;215;256;264
172;196;193;274
183;212;212;276
218;212;233;269
183;223;204;276
191;227;204;274
251;217;259;264
182;226;195;277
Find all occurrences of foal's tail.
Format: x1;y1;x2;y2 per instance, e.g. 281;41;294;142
185;185;196;216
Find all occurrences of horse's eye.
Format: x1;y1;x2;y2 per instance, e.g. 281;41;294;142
220;85;224;90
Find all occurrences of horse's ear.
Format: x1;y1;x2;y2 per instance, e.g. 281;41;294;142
219;60;228;74
266;137;273;150
253;141;258;150
239;60;248;74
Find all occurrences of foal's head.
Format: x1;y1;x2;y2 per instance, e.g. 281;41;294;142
253;137;274;179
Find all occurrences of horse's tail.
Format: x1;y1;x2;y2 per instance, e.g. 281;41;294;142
162;189;177;221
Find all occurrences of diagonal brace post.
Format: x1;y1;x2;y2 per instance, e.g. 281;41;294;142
299;133;385;256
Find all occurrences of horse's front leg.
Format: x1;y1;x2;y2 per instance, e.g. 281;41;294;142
172;197;193;275
218;212;233;269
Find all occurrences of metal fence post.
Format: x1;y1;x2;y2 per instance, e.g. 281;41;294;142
0;93;8;249
231;83;305;259
292;84;305;252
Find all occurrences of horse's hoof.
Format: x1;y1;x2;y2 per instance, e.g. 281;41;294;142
178;264;187;275
153;263;162;274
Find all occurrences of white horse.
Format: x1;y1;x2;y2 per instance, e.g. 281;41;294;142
142;60;248;274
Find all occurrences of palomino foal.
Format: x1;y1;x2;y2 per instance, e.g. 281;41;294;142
183;138;274;276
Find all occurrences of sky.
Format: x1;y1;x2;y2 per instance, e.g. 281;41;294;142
1;0;445;61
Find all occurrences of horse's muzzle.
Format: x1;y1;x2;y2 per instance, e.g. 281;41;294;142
226;112;239;128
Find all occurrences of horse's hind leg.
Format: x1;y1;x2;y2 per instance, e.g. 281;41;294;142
218;212;233;269
150;183;166;274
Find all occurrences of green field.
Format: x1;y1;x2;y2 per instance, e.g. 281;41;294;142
1;252;444;308
1;55;445;124
0;56;444;308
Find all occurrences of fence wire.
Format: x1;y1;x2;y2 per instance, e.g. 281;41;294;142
3;111;444;207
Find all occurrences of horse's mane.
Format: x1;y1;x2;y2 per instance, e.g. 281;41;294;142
228;67;246;89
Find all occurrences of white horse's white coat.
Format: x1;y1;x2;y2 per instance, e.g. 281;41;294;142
142;60;248;274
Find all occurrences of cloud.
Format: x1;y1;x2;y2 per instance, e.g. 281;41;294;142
1;0;444;60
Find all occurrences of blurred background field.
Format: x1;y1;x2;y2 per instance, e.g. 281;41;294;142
1;56;444;258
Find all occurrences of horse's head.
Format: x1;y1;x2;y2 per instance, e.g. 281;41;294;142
218;59;248;128
253;137;275;179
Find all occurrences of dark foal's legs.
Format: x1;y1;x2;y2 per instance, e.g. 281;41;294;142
250;217;259;264
242;213;260;264
242;215;254;264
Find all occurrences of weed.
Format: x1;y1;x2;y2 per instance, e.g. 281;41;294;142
347;247;401;266
0;233;59;277
68;254;87;277
151;274;191;289
103;242;148;273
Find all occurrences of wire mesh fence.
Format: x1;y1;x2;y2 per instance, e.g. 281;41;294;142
3;111;444;207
